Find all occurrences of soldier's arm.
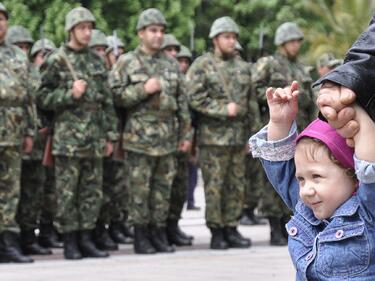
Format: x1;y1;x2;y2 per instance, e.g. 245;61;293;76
186;58;229;118
24;63;36;138
109;55;150;108
102;70;119;143
177;75;193;142
251;57;271;104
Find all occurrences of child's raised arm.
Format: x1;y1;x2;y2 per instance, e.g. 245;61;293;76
353;105;375;162
267;81;299;141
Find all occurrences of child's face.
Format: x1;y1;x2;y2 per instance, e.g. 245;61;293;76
295;141;356;220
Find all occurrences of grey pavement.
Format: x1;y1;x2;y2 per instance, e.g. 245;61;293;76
0;173;295;281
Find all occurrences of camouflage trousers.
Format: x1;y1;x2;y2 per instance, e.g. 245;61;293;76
0;146;21;233
244;156;264;211
98;157;128;225
199;146;245;228
40;166;58;225
16;159;46;230
55;156;103;233
168;152;188;221
126;151;176;227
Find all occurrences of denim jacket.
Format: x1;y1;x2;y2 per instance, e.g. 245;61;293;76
249;123;375;281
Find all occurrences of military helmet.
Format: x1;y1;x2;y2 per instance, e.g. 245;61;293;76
89;29;108;48
6;25;34;45
316;52;343;69
161;34;181;50
176;45;192;60
274;22;304;46
0;2;9;19
65;7;96;32
209;16;239;39
136;8;167;31
235;41;243;51
106;35;125;54
30;38;56;57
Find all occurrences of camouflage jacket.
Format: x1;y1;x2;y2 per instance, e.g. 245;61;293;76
109;46;192;156
37;44;118;158
252;51;316;130
186;51;261;147
0;42;35;147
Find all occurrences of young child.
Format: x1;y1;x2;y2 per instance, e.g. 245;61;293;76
249;81;375;280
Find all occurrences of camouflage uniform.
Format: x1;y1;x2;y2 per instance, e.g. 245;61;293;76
36;9;118;234
186;17;260;233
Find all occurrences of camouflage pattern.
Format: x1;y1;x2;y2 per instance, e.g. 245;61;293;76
161;34;181;50
252;52;316;131
30;38;56;57
243;155;264;211
109;46;192;156
40;166;57;225
65;7;95;32
106;35;124;54
316;52;342;69
54;156;103;233
0;2;9;19
89;29;108;48
168;153;189;221
209;16;239;38
136;8;167;31
261;178;291;218
199;146;245;228
37;45;118;158
176;45;192;61
6;25;34;45
0;147;21;233
126;151;176;227
274;22;304;46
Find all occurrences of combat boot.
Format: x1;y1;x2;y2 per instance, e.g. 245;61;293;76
149;225;175;253
166;219;192;246
240;208;266;226
269;217;288;246
209;228;228;250
133;225;156;254
0;231;33;263
223;227;251;248
93;224;118;251
62;232;82;260
39;221;63;248
20;229;52;255
109;222;132;244
121;221;134;239
79;230;109;258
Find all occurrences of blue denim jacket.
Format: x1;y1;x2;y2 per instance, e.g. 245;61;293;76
250;123;375;281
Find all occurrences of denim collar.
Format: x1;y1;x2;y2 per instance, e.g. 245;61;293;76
295;196;359;225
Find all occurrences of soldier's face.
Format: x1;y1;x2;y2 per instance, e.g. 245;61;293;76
0;13;7;43
177;57;190;74
33;51;46;66
71;22;93;47
139;25;165;51
92;45;107;59
16;42;31;56
282;39;302;59
163;46;179;58
213;32;237;56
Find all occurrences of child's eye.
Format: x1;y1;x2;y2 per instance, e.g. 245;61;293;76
312;174;321;179
296;176;304;183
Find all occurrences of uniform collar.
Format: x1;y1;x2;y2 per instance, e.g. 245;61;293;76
135;45;161;59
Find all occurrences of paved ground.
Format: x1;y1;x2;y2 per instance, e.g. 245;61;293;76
0;175;295;281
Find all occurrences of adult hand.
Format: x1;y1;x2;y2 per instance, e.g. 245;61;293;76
23;136;34;154
227;102;238;117
178;140;192;153
104;141;114;156
72;79;87;99
144;77;161;95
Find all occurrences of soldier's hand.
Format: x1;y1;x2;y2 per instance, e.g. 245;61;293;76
105;141;114;156
227;102;238;117
72;79;87;100
144;77;161;95
23;136;33;154
178;140;192;153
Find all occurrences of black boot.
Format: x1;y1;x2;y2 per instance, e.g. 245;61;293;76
79;230;109;258
223;227;251;248
209;228;228;250
93;224;118;251
39;222;63;248
149;225;175;253
133;225;156;254
0;231;33;263
121;221;134;239
20;229;52;255
269;217;288;246
166;220;192;246
280;216;290;240
109;222;133;244
62;232;82;260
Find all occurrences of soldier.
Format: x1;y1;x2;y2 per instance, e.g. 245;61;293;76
176;45;192;74
0;2;34;263
37;7;118;260
7;26;54;256
109;8;192;254
89;29;108;58
186;16;257;249
252;22;316;245
106;35;125;69
161;34;194;246
316;52;342;77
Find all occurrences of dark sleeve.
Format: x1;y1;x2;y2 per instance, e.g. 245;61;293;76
313;13;375;122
